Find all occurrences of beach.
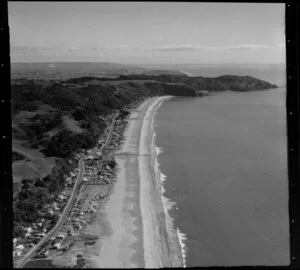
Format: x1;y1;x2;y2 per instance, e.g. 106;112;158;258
83;96;183;268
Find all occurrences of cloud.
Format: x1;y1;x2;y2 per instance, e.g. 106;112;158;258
68;46;81;51
146;43;281;52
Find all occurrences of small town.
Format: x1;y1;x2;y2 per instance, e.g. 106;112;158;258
13;107;130;266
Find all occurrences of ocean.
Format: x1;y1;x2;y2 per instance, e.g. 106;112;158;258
154;87;290;266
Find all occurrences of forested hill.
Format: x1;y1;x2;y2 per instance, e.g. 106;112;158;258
12;74;276;198
66;74;277;92
12;74;277;161
12;74;277;235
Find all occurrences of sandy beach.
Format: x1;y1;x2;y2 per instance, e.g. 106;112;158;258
82;96;183;268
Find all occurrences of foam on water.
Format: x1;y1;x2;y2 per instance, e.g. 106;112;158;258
177;227;188;268
151;113;187;268
155;145;164;156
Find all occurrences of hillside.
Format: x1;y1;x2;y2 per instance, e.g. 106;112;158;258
110;74;277;91
11;62;186;80
12;73;276;192
12;72;277;236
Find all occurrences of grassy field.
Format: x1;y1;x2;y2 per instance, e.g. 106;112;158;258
12;143;56;183
12;141;57;198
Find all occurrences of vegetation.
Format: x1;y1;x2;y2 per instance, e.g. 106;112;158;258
12;73;276;239
12;151;26;162
13;158;70;237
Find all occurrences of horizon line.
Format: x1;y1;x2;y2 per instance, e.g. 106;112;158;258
10;61;286;66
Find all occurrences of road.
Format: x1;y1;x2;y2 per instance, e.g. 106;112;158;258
15;158;85;268
15;112;118;268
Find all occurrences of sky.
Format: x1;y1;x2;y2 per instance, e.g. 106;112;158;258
8;2;286;64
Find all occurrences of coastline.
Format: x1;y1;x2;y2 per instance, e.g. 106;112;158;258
139;96;184;267
87;95;183;268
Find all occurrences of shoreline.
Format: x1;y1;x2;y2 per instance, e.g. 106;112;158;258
89;95;183;268
139;96;184;268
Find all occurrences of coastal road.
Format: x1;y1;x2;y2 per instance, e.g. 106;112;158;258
15;158;85;268
15;112;118;268
90;112;119;156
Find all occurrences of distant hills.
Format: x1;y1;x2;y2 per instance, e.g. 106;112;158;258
11;62;186;80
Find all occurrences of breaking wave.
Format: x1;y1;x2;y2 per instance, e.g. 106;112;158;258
152;129;187;267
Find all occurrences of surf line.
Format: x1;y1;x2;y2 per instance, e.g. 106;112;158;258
151;97;188;268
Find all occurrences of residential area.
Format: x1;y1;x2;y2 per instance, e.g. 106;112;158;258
13;109;130;267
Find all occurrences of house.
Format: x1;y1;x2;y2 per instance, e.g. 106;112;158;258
13;250;22;257
24;227;33;233
52;242;61;249
74;224;82;230
15;244;24;251
58;194;66;200
52;202;59;210
67;230;74;236
37;232;46;237
56;233;66;240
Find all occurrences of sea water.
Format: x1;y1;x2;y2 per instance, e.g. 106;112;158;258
154;87;290;266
